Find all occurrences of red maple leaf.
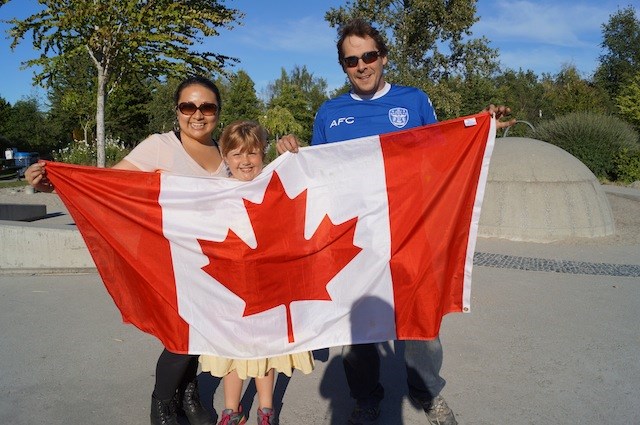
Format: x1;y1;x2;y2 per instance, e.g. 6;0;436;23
197;172;362;343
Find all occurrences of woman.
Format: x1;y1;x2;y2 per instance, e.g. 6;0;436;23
26;75;225;425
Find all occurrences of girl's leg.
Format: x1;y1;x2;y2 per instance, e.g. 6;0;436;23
254;369;275;409
223;370;244;410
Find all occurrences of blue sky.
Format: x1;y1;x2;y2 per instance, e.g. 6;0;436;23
0;0;636;106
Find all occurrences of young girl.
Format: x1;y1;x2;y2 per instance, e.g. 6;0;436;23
200;120;314;425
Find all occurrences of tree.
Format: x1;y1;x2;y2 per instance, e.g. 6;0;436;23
46;50;97;144
220;70;263;127
325;0;499;115
259;106;304;163
448;74;498;118
2;0;242;166
616;72;640;131
105;78;153;145
267;66;328;143
269;79;310;141
542;65;610;119
0;97;12;152
594;6;640;99
329;81;352;98
260;106;303;140
288;66;329;119
0;96;11;132
493;69;546;126
0;97;53;152
145;78;179;136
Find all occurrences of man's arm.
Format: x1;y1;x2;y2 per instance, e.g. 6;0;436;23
484;104;516;129
275;134;301;154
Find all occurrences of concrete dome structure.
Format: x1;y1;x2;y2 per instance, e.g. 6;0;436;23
478;137;615;242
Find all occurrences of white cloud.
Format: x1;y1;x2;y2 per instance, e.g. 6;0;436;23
497;46;600;76
206;14;344;95
230;16;336;52
474;0;615;48
472;0;639;75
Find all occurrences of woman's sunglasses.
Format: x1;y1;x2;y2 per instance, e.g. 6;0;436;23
177;102;219;116
342;51;381;68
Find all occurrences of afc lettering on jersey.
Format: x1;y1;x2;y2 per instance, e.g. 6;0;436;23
330;116;355;128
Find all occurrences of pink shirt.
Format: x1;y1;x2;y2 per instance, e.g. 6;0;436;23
124;131;227;177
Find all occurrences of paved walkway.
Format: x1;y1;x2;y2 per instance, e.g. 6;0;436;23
474;251;640;277
1;185;639;424
2;259;638;424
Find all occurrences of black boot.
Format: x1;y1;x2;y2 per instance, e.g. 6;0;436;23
150;391;179;425
180;379;215;425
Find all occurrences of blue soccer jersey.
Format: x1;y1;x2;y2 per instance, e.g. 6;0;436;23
311;83;438;145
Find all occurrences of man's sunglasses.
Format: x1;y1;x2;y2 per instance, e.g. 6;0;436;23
342;51;381;68
177;102;219;116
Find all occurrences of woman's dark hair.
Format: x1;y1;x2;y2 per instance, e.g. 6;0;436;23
336;18;389;67
174;75;222;111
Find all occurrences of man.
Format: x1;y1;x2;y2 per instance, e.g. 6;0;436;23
277;18;513;425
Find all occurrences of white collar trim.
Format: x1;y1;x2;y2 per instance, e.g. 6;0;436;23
350;82;391;101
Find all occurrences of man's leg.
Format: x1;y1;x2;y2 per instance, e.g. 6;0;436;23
404;338;457;425
342;343;384;424
404;338;445;401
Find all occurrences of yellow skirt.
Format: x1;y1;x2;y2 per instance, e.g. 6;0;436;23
199;351;315;380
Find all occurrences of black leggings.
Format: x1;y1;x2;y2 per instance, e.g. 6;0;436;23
153;348;199;400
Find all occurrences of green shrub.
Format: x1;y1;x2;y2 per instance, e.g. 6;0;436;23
532;112;639;180
264;141;278;165
263;138;309;165
53;138;131;167
104;138;131;167
615;147;640;183
53;140;95;165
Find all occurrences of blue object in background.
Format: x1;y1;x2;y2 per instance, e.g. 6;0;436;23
14;152;39;177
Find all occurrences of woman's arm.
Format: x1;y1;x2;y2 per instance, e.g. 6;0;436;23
25;158;142;193
25;162;54;193
111;159;141;171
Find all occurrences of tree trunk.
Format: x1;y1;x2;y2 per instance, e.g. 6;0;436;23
96;67;106;167
83;121;89;143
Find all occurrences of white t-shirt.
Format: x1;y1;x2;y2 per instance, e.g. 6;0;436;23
124;131;227;177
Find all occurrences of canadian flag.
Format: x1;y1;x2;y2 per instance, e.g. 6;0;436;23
45;113;495;359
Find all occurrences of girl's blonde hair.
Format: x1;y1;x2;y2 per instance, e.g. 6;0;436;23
219;120;268;157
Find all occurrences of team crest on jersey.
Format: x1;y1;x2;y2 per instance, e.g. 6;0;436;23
388;107;409;128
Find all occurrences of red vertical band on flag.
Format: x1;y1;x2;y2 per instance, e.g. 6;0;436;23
380;113;492;340
45;162;190;352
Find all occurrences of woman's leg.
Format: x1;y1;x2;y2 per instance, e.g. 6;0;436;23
154;348;197;400
153;350;214;425
151;349;197;424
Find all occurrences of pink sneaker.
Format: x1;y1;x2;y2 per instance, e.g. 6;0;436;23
217;407;247;425
257;407;276;425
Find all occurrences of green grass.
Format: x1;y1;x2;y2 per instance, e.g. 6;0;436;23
0;180;28;189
